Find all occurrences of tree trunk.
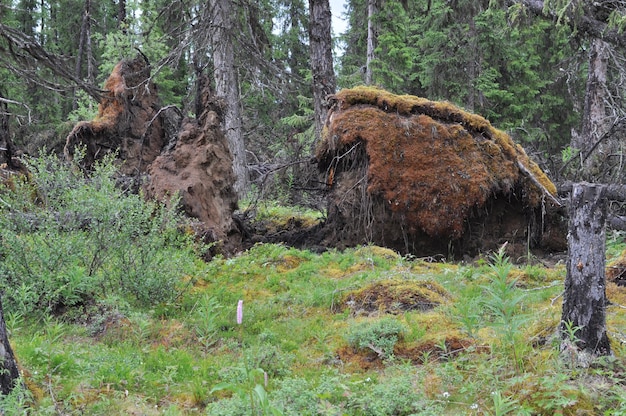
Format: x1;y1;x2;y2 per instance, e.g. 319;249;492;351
0;295;20;395
73;0;92;110
365;0;378;85
208;0;249;196
309;0;336;144
118;0;127;32
85;0;94;85
0;93;19;170
572;38;609;178
561;183;611;362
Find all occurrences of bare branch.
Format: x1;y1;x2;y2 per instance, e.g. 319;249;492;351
0;97;31;123
0;23;104;99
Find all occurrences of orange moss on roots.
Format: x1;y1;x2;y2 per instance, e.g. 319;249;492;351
317;86;558;239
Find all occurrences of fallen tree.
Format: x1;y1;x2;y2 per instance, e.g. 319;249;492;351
64;55;165;174
316;86;566;257
64;57;241;253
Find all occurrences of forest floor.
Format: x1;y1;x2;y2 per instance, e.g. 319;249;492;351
6;200;626;415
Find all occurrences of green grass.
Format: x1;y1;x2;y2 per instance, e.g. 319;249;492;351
5;236;626;415
3;155;626;414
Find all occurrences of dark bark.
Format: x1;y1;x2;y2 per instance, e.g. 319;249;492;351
118;0;127;31
308;0;336;144
608;215;626;231
0;295;20;395
561;183;611;359
559;182;626;201
0;93;20;170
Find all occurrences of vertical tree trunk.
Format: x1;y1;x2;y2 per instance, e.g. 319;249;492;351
0;93;18;169
208;0;249;196
73;0;92;110
84;0;94;84
571;38;609;178
309;0;336;144
39;0;45;44
561;183;611;361
0;295;20;395
365;0;378;85
118;0;127;32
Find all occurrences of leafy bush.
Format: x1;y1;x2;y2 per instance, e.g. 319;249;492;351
347;318;407;360
0;151;197;315
346;371;441;416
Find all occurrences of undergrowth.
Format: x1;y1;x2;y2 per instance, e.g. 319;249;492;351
2;153;626;415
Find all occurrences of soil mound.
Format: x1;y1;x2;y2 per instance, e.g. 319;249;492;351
64;57;240;253
65;55;164;173
144;111;241;253
335;279;450;315
316;86;566;257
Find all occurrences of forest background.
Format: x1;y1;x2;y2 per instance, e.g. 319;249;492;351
3;1;626;414
2;0;626;196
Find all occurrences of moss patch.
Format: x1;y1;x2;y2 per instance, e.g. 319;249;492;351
337;279;450;315
317;86;564;255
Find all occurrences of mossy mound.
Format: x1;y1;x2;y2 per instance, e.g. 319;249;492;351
316;86;566;256
337;279;450;315
337;334;480;371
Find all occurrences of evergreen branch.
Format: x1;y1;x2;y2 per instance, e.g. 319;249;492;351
506;0;626;47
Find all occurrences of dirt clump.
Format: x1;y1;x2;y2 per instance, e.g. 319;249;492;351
64;58;241;254
316;86;566;257
335;279;450;316
144;110;241;253
65;55;165;174
337;334;482;370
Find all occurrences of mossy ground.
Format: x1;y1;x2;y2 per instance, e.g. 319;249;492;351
6;207;626;415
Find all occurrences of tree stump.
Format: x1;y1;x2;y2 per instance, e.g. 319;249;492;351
0;295;20;395
561;182;611;362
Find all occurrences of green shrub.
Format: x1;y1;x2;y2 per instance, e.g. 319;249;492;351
0;151;197;315
346;372;437;416
347;318;407;360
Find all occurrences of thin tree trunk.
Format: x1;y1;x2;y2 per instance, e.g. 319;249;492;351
561;183;611;363
73;0;90;110
0;95;12;166
39;0;45;44
85;0;94;85
208;0;249;196
466;17;477;112
309;0;336;144
0;295;20;395
571;38;609;177
365;0;378;85
118;0;127;32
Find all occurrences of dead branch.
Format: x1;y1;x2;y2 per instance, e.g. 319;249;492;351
517;160;563;206
0;23;103;99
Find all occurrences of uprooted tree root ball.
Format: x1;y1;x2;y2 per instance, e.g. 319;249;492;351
316;86;567;257
64;57;241;255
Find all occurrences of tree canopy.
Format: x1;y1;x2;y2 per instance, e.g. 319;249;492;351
1;0;626;188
